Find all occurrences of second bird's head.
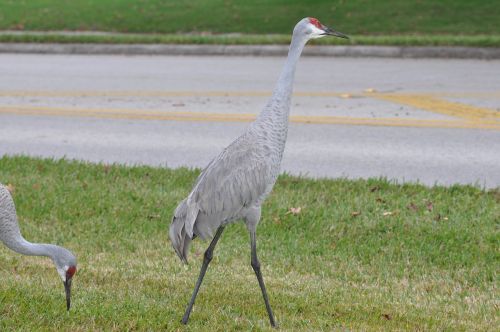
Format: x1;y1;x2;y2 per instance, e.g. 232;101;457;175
51;247;77;311
295;17;349;40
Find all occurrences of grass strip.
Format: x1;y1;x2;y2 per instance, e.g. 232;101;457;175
0;155;498;330
1;33;500;47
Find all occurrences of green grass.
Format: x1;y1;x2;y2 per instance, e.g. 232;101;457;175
2;32;500;47
1;0;499;35
0;155;498;331
0;1;499;47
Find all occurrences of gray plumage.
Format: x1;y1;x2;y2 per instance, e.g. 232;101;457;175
0;183;77;310
169;17;348;327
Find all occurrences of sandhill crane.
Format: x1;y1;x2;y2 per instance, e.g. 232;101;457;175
169;17;348;327
0;183;77;310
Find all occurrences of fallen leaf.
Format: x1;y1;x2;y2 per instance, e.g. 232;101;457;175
286;207;302;215
407;202;418;211
351;211;361;217
376;197;386;204
382;211;393;216
12;23;24;30
370;186;380;192
382;313;392;320
5;183;15;194
32;183;40;190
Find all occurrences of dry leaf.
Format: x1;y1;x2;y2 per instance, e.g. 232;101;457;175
407;202;418;211
382;313;392;320
382;211;393;216
351;211;361;217
286;207;302;215
376;197;386;204
5;183;15;194
370;186;380;192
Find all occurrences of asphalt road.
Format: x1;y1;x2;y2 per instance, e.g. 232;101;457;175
0;54;499;188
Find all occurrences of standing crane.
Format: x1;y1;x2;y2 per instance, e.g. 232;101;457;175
169;17;348;327
0;183;77;311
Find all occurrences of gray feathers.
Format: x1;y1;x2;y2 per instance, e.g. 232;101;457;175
169;129;278;263
0;184;27;253
169;18;313;263
0;183;77;280
169;198;192;263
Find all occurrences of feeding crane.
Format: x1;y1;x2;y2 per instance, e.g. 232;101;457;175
169;17;348;327
0;183;77;310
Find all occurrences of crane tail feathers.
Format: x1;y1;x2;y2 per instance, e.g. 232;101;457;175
169;198;198;264
169;215;191;264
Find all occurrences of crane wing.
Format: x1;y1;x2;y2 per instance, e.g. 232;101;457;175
184;134;271;237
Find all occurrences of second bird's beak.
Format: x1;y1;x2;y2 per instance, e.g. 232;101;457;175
64;278;72;311
322;25;349;39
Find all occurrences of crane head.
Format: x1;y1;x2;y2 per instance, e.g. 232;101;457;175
52;247;77;311
301;17;349;40
64;265;77;311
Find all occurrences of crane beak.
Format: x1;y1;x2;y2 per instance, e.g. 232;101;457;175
64;278;72;311
322;25;349;39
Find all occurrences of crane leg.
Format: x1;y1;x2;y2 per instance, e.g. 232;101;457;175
181;225;225;325
250;231;277;328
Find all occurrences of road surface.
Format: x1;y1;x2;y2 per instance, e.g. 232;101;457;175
0;54;499;188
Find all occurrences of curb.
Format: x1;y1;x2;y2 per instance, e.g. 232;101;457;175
1;43;499;59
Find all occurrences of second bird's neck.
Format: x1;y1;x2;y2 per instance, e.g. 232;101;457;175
4;235;58;260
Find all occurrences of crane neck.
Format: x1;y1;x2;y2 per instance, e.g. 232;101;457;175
6;237;60;259
256;33;308;125
274;34;308;96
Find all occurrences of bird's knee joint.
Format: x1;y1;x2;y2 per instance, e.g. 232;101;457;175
204;250;213;263
251;259;261;271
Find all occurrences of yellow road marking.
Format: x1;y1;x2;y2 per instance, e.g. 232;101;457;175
1;105;498;130
371;93;500;122
1;90;498;129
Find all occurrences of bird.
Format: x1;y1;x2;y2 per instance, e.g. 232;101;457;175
169;17;348;327
0;183;77;311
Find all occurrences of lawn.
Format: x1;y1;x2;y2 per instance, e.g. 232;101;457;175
0;1;499;47
0;156;498;330
1;32;500;48
1;0;499;35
